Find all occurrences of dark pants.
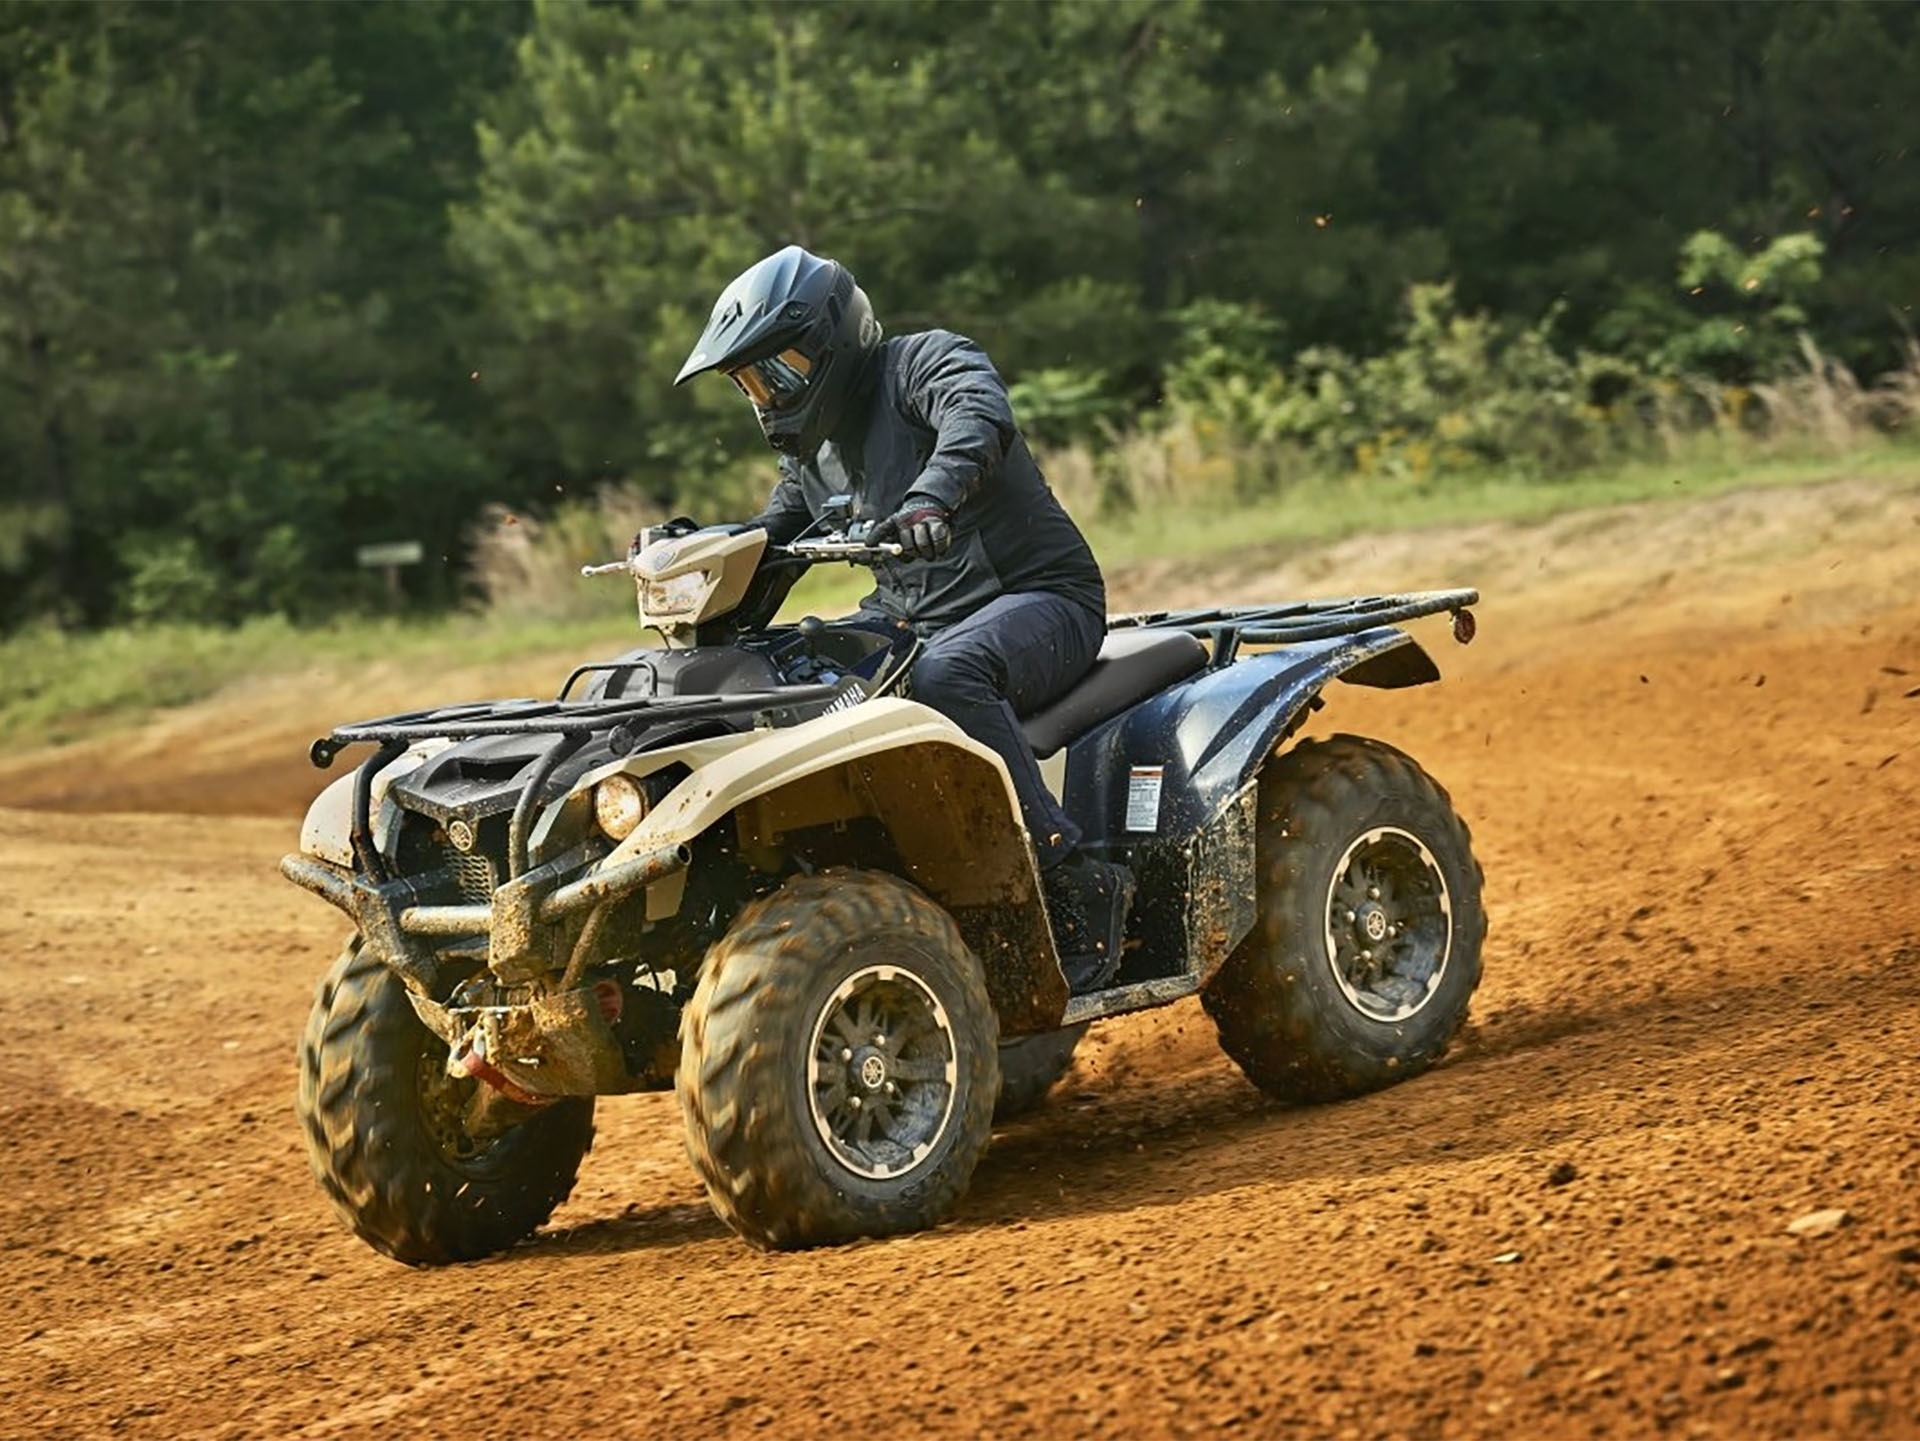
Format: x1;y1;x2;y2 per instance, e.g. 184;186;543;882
899;591;1105;870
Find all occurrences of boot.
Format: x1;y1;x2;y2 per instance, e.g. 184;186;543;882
1042;853;1136;994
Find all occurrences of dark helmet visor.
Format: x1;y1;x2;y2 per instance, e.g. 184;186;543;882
728;347;814;410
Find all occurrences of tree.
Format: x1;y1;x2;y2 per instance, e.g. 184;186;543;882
0;1;522;626
456;0;1038;512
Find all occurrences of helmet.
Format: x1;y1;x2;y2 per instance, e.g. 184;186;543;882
675;245;883;458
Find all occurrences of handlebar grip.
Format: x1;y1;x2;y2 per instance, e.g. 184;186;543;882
788;539;905;560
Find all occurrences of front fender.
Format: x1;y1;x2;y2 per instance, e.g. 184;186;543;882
590;698;1068;1030
298;741;450;867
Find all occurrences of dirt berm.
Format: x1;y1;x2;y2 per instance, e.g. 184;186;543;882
3;475;1917;1438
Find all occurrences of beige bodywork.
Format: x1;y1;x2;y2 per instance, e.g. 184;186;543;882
633;527;769;646
544;698;1070;1031
299;741;452;869
296;543;1072;1029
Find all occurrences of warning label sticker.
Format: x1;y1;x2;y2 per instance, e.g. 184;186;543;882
1125;766;1165;832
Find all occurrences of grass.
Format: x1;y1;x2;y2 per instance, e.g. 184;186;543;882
4;440;1916;755
0;612;634;751
1077;440;1920;569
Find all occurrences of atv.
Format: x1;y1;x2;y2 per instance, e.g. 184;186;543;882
284;505;1485;1261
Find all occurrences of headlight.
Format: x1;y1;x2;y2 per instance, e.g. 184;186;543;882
641;570;709;617
593;774;648;840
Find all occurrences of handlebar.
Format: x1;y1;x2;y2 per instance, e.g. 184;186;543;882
579;532;902;579
786;536;905;561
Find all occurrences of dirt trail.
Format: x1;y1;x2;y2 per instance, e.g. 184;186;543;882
4;476;1919;1439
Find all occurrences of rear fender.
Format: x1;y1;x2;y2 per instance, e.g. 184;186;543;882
1059;628;1434;984
1063;627;1434;840
592;698;1067;1030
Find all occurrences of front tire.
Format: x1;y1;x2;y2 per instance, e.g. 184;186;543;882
677;870;999;1250
296;941;595;1265
1203;735;1485;1103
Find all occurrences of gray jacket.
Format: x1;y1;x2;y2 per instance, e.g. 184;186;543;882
750;330;1106;633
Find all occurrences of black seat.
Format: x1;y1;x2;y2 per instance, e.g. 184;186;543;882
1020;629;1209;758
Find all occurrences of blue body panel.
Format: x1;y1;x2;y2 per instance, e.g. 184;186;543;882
1062;627;1421;845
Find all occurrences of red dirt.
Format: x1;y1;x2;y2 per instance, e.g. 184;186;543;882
3;477;1918;1439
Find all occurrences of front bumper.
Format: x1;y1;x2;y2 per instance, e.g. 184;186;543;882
280;840;691;993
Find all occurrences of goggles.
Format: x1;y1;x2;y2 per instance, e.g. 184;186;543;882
727;347;815;410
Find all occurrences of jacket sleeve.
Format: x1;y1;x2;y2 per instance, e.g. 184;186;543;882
747;461;813;544
896;331;1018;513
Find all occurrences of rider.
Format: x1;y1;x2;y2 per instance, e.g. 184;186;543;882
675;245;1130;992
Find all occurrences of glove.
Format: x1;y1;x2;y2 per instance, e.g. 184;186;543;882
871;495;953;560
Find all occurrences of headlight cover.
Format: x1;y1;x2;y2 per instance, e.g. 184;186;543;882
641;570;709;618
593;773;649;840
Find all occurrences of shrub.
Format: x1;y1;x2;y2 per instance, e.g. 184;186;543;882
119;534;226;625
1051;258;1917;516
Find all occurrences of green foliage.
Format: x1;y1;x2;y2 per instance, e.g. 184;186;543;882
1155;284;1620;485
0;0;522;629
1597;230;1828;386
1005;369;1123;449
1097;258;1920;508
5;0;1920;635
118;536;225;626
1664;231;1825;382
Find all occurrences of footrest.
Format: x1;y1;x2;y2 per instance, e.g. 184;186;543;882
1061;974;1203;1026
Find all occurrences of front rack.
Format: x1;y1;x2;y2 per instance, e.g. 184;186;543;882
310;682;844;885
308;685;841;770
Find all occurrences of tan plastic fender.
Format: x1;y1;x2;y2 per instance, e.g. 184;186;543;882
588;698;1070;1031
299;741;452;868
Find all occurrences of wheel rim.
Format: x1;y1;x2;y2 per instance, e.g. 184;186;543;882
1322;826;1453;1023
414;1050;502;1172
807;963;959;1181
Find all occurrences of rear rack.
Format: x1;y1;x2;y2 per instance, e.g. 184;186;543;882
1111;589;1478;664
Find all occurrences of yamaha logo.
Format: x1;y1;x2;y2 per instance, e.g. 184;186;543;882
822;681;868;716
447;820;476;852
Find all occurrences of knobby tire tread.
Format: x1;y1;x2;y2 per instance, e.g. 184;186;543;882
677;870;998;1250
296;940;595;1265
1203;734;1486;1103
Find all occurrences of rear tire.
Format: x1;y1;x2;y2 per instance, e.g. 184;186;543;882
677;870;999;1250
296;941;595;1265
994;1025;1087;1120
1203;735;1484;1103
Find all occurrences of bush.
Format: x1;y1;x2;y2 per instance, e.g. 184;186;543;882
1150;283;1630;489
1043;257;1920;517
119;535;227;625
1005;367;1124;450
